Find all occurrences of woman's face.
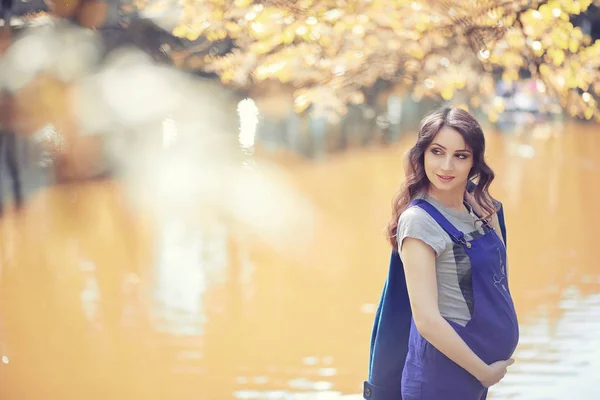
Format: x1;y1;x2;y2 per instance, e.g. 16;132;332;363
424;126;474;194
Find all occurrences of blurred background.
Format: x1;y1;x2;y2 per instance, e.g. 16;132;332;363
0;0;599;399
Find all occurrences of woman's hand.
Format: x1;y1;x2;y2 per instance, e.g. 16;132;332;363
478;359;515;388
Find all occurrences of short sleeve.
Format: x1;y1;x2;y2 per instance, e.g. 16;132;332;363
397;206;448;257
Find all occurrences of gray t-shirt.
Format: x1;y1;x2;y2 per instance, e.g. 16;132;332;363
397;194;490;326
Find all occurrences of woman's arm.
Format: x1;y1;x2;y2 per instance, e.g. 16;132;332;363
401;237;511;386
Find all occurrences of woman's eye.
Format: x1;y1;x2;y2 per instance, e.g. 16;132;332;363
431;148;442;155
456;154;467;159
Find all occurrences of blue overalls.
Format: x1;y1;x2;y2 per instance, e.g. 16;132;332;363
364;196;519;400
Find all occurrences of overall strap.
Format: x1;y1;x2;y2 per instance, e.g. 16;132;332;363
408;199;468;246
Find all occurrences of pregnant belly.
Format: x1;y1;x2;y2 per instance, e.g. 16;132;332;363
466;311;520;363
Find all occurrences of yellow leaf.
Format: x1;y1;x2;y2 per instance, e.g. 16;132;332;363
539;4;553;19
212;9;223;20
569;39;580;53
186;29;201;41
282;27;296;44
293;96;310;113
407;46;424;60
578;74;591;90
216;29;228;40
441;87;454;100
566;1;581;14
333;21;347;35
255;67;268;80
572;27;584;39
234;0;253;7
278;69;291;83
502;69;518;82
249;21;270;39
225;22;242;34
319;35;332;47
250;41;275;54
549;48;565;66
506;31;524;48
221;70;234;83
551;28;569;50
172;25;188;38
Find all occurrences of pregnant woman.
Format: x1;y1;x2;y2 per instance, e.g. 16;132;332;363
364;106;519;399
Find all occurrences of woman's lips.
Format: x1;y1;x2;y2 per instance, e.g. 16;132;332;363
436;174;455;183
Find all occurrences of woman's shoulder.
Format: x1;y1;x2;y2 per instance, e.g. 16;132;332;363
398;194;435;222
399;203;430;222
397;204;448;256
398;204;443;232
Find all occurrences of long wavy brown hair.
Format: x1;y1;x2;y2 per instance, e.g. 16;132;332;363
388;106;498;251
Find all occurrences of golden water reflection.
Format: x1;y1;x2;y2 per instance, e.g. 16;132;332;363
0;121;599;399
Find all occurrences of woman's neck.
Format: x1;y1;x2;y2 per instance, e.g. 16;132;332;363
426;186;467;213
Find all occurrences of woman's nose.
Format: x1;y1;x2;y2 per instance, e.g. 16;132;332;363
441;156;454;171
